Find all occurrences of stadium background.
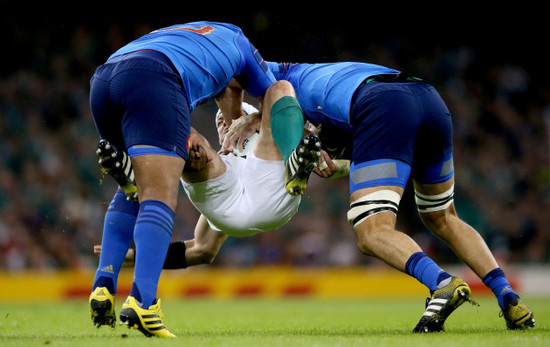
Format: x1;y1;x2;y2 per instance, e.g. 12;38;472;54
1;4;548;300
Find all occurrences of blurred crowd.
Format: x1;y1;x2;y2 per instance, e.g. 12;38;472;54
1;13;548;272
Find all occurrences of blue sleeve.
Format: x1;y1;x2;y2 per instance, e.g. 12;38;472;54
234;34;275;97
266;61;293;81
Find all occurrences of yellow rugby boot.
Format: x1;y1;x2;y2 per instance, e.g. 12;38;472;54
89;286;116;328
501;298;535;330
413;277;478;333
119;296;176;338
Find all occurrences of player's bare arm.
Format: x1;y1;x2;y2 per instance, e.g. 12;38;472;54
215;80;246;127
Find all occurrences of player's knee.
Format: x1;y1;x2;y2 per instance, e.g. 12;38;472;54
348;189;402;256
267;80;295;98
420;209;448;232
415;184;455;231
354;230;375;256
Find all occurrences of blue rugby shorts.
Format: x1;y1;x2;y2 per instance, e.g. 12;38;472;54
349;81;454;194
89;50;190;160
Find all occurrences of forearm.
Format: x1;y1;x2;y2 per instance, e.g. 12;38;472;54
315;151;350;179
162;241;188;269
215;84;245;126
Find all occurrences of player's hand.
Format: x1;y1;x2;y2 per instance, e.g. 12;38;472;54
222;112;261;153
184;144;208;172
313;150;337;178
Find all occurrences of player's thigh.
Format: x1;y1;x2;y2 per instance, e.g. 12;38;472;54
350;82;421;167
410;84;454;185
116;70;190;158
89;66;125;150
131;154;185;209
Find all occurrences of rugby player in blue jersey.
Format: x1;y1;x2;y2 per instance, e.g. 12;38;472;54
88;22;308;337
242;61;533;332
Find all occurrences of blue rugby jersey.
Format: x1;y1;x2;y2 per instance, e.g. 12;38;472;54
267;61;400;127
110;22;275;110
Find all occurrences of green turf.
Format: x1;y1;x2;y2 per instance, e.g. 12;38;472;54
0;297;548;346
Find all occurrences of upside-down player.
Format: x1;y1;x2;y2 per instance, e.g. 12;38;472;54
96;82;326;270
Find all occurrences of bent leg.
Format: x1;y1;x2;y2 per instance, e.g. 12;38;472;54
255;80;304;162
351;186;419;270
414;177;535;329
414;177;499;278
351;184;474;333
413;177;529;313
350;185;452;291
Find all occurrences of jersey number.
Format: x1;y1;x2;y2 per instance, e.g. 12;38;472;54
163;25;215;35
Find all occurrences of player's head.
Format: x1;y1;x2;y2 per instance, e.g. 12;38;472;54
215;109;228;146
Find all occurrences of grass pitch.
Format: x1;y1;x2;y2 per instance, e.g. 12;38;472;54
0;297;548;346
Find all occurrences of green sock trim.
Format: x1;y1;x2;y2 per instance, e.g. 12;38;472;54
270;96;304;163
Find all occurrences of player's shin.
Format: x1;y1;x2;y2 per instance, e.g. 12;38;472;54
121;200;176;338
131;200;174;308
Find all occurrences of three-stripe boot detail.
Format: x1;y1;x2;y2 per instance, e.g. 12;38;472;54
285;133;321;196
413;276;477;333
119;296;176;338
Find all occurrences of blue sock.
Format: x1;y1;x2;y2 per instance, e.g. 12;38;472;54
405;252;452;291
131;200;174;308
482;268;519;310
93;189;139;294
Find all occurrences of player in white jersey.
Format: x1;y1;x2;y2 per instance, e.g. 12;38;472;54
96;81;324;268
182;103;300;237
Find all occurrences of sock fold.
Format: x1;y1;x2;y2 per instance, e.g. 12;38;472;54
405;252;451;291
482;268;519;309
